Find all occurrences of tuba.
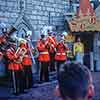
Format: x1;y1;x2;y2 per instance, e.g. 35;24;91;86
14;47;27;63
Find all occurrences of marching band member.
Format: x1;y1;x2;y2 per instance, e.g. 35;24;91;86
46;30;57;47
0;23;8;45
46;31;57;72
6;39;24;95
0;51;3;61
55;34;69;74
19;39;34;89
37;34;50;82
0;51;5;77
73;37;84;64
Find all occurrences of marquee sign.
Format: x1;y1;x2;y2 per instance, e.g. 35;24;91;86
68;0;100;32
69;16;100;32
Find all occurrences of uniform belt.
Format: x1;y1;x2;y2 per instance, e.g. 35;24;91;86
39;52;48;54
8;60;18;63
14;59;22;63
24;55;29;57
56;53;66;55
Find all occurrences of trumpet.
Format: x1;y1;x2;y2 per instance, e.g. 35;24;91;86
15;47;27;63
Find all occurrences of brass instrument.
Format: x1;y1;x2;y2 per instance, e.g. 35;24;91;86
33;47;39;58
66;50;74;59
14;47;27;63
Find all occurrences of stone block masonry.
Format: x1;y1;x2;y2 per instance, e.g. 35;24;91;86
0;0;68;40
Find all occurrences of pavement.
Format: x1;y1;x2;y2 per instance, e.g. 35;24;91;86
92;72;100;100
0;72;100;100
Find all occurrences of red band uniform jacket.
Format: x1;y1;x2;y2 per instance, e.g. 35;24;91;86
37;39;50;62
6;47;23;71
20;43;32;66
55;41;69;61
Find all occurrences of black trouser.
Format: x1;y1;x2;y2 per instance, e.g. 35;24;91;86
9;70;24;94
56;60;65;74
40;62;49;82
49;53;55;72
23;65;33;89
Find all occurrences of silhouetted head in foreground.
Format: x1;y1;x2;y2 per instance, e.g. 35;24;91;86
55;62;94;100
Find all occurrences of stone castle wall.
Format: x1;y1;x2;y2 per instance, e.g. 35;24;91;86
0;0;68;39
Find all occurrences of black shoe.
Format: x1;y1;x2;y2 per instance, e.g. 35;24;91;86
38;81;43;84
50;69;56;72
45;79;49;82
13;92;20;96
32;85;38;88
20;91;27;94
